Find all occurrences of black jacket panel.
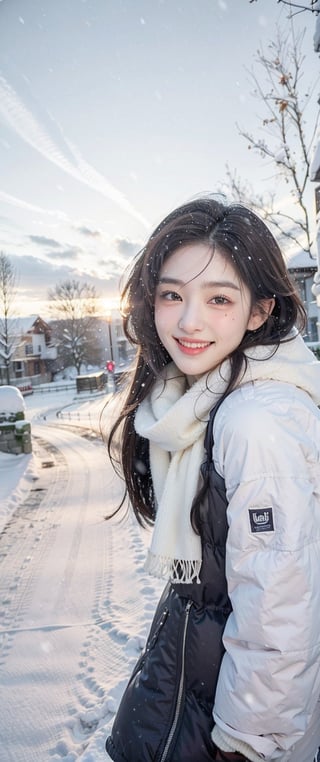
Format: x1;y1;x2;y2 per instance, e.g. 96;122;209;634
106;406;231;762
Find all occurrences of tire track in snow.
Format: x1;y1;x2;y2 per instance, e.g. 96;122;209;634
0;424;112;761
0;438;68;666
64;501;164;758
0;416;163;761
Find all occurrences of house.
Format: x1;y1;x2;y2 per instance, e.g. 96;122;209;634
1;315;58;389
285;248;319;343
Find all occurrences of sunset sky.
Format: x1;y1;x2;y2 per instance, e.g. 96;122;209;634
0;0;318;317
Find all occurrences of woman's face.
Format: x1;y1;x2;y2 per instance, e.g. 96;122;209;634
154;242;267;377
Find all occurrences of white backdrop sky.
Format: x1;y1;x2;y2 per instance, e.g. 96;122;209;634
0;0;319;316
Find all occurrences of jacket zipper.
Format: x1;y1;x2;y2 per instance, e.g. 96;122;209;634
159;599;193;762
130;608;169;682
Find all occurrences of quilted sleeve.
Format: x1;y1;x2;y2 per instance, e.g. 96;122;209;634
212;392;320;760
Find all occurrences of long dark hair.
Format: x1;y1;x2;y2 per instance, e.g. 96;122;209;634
107;197;306;526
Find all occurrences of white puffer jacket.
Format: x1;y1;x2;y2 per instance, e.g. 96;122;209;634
212;365;320;761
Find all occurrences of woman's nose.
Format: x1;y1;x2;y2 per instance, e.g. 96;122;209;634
178;303;204;332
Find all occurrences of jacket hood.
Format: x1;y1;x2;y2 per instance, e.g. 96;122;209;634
244;333;320;407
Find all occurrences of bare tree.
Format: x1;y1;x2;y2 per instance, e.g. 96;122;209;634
0;252;17;385
220;164;279;218
235;23;319;254
249;1;319;16
48;279;100;375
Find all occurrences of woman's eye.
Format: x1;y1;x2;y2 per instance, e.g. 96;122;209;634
159;290;181;301
210;295;230;305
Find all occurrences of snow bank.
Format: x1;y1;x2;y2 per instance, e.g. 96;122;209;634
0;450;37;533
0;385;26;417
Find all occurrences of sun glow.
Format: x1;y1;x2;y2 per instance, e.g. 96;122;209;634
101;296;121;315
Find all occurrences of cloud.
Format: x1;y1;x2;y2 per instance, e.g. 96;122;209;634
28;235;82;259
29;235;61;248
48;247;81;260
10;252;121;305
11;254;76;290
76;225;102;238
99;257;127;273
115;236;141;259
0;73;150;228
0;189;69;220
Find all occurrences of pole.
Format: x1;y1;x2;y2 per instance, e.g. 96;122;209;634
107;318;114;362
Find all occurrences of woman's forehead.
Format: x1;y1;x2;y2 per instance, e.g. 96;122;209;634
159;242;242;286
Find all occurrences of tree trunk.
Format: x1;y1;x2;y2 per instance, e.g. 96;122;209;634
5;362;10;385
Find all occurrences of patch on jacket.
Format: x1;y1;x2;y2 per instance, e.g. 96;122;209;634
249;507;274;533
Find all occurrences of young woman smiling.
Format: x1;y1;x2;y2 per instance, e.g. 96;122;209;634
105;197;320;762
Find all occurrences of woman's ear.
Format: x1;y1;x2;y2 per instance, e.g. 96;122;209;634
247;297;275;331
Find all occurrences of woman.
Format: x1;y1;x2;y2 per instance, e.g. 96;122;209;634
105;197;320;761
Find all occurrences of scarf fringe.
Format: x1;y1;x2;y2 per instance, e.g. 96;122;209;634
145;550;201;584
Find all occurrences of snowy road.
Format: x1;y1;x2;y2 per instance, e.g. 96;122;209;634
0;417;162;761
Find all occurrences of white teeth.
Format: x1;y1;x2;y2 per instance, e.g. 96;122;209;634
178;340;210;349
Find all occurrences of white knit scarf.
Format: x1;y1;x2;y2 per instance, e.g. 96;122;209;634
134;334;320;584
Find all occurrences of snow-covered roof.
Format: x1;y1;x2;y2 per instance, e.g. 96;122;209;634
5;316;50;335
5;315;40;333
0;386;25;414
284;248;317;270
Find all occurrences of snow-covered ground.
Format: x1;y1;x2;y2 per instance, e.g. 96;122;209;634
0;387;163;761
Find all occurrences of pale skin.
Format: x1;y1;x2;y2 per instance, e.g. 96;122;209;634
155;243;274;378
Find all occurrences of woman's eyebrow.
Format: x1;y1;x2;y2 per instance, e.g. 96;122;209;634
158;276;240;291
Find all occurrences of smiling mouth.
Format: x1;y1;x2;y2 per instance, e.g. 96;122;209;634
176;338;213;350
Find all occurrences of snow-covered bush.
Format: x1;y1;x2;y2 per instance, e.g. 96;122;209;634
0;386;26;422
